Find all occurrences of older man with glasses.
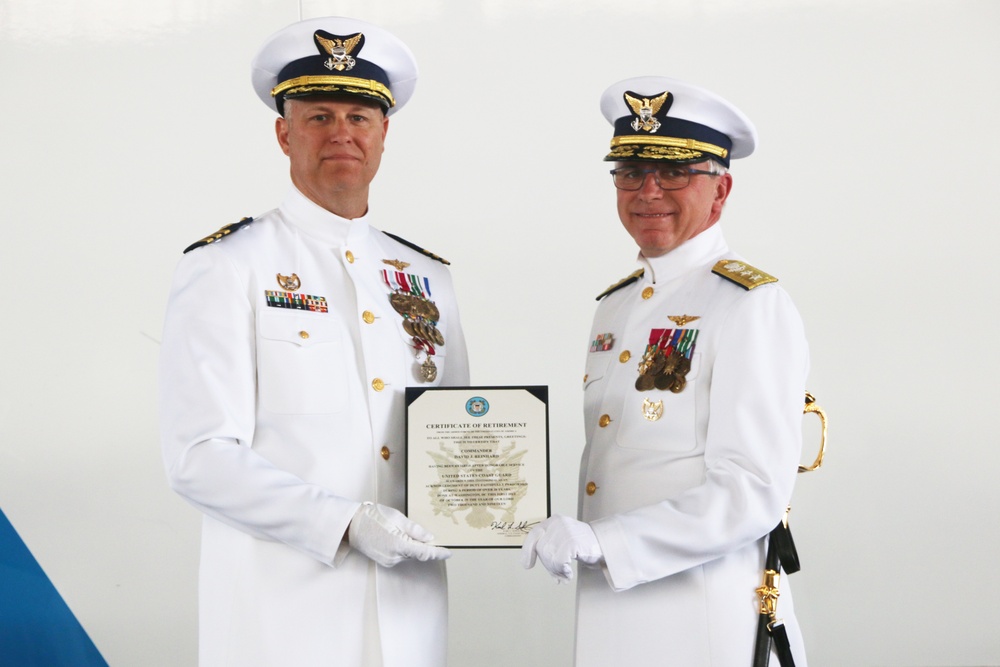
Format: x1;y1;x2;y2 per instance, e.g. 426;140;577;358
522;76;811;667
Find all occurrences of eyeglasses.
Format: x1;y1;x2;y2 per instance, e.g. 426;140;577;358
609;165;718;191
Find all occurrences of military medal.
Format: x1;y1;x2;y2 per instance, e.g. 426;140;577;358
635;326;699;395
635;374;656;391
653;372;674;391
424;301;441;322
650;352;670;375
412;319;428;340
428;324;445;346
421;357;437;382
389;292;412;314
635;328;670;390
413;339;438;382
382;269;445;382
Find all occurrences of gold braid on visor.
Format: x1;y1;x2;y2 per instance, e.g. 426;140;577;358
610;134;728;159
271;76;396;108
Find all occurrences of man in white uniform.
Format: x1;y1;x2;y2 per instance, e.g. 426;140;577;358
159;17;469;667
522;77;809;666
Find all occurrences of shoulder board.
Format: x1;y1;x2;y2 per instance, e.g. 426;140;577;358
183;217;254;254
596;269;644;301
711;259;777;290
383;232;450;265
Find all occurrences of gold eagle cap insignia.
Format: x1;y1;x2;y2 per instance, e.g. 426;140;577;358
382;259;411;271
667;314;700;327
315;32;363;72
625;91;670;133
315;32;363;57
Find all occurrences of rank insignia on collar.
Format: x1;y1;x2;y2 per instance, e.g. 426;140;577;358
315;32;363;72
625;91;671;134
667;314;700;327
382;259;410;271
277;273;301;291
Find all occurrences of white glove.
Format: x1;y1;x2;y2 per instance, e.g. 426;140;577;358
348;502;451;567
520;515;603;582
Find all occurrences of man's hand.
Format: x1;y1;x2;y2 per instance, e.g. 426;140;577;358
348;502;451;567
520;515;604;582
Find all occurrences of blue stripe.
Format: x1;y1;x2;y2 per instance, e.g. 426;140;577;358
0;508;108;666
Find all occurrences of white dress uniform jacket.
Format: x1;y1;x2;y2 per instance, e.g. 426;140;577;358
576;224;808;666
159;187;469;667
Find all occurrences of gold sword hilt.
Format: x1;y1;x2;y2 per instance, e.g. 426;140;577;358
798;392;827;473
754;394;826;642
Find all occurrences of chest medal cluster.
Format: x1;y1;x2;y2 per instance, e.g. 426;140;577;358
382;268;444;382
635;327;699;392
635;319;700;421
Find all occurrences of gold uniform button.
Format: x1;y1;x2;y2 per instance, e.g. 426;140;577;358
372;378;385;392
619;350;631;363
583;374;589;383
586;481;597;496
345;250;355;263
598;414;612;427
380;446;391;461
362;310;375;324
298;331;309;339
642;286;654;300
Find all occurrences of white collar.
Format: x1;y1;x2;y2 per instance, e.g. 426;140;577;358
638;224;728;285
278;186;373;247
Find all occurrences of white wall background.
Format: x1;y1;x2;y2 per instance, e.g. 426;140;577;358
1;0;998;665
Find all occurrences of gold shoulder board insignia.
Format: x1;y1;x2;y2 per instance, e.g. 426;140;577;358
711;259;777;290
596;269;645;301
383;232;450;265
183;217;254;254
